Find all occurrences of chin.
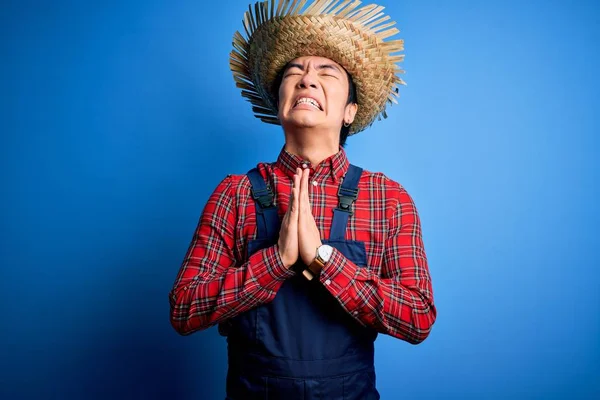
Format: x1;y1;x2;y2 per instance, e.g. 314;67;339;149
282;116;321;130
286;114;322;128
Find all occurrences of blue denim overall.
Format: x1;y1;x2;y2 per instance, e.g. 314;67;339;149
224;165;379;400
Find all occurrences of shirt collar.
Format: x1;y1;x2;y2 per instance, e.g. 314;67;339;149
274;146;349;183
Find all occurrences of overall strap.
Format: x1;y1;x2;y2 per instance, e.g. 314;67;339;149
330;164;363;240
247;168;279;240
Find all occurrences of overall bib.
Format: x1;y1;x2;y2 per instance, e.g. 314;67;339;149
224;165;379;400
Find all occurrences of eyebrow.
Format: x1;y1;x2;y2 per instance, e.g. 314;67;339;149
285;62;342;73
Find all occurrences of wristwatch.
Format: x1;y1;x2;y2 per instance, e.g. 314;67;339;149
302;244;334;281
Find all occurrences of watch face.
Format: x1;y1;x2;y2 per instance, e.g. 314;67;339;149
318;245;334;263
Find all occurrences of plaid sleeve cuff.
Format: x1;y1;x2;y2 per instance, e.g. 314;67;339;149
318;247;359;295
247;243;296;292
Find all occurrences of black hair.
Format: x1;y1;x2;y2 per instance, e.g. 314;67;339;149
271;62;358;148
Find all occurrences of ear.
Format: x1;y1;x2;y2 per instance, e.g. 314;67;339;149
344;102;358;124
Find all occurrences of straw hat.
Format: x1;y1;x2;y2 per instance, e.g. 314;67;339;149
229;0;406;135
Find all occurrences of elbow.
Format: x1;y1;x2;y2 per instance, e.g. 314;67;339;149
169;304;193;336
408;305;437;345
169;291;198;336
170;306;205;336
398;304;436;345
387;325;431;345
168;282;225;336
170;316;194;336
405;326;433;345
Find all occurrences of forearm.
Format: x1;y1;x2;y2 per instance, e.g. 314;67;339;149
169;244;294;335
319;249;436;344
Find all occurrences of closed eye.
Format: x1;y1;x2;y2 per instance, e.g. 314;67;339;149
318;65;341;78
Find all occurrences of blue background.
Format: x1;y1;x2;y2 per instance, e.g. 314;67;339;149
2;0;598;399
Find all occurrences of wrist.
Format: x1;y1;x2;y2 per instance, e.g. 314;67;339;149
304;244;333;280
276;244;295;269
304;240;323;265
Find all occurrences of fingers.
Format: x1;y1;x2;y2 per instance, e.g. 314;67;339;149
301;167;311;213
279;168;302;268
288;167;311;221
291;168;301;216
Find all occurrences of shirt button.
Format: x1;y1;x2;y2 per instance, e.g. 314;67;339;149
301;163;309;169
325;279;331;286
311;180;318;187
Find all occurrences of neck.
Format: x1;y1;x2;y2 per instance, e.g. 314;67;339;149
283;126;340;165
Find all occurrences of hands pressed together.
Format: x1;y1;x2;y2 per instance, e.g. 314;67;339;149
278;167;323;269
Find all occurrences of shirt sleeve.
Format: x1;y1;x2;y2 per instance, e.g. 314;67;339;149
318;187;437;344
169;175;295;336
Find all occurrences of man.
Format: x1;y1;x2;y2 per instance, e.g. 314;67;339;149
169;0;436;398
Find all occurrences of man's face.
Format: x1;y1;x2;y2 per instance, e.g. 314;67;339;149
277;56;357;133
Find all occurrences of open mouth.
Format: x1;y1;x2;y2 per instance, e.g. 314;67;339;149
293;97;322;111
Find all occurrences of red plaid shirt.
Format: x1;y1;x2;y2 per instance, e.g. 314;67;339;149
169;147;436;344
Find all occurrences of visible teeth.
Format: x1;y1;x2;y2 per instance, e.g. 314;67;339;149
295;97;321;110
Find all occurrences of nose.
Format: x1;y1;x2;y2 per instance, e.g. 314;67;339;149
297;69;319;89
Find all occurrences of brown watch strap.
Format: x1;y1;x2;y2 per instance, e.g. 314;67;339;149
301;268;315;281
303;255;325;281
309;256;325;271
